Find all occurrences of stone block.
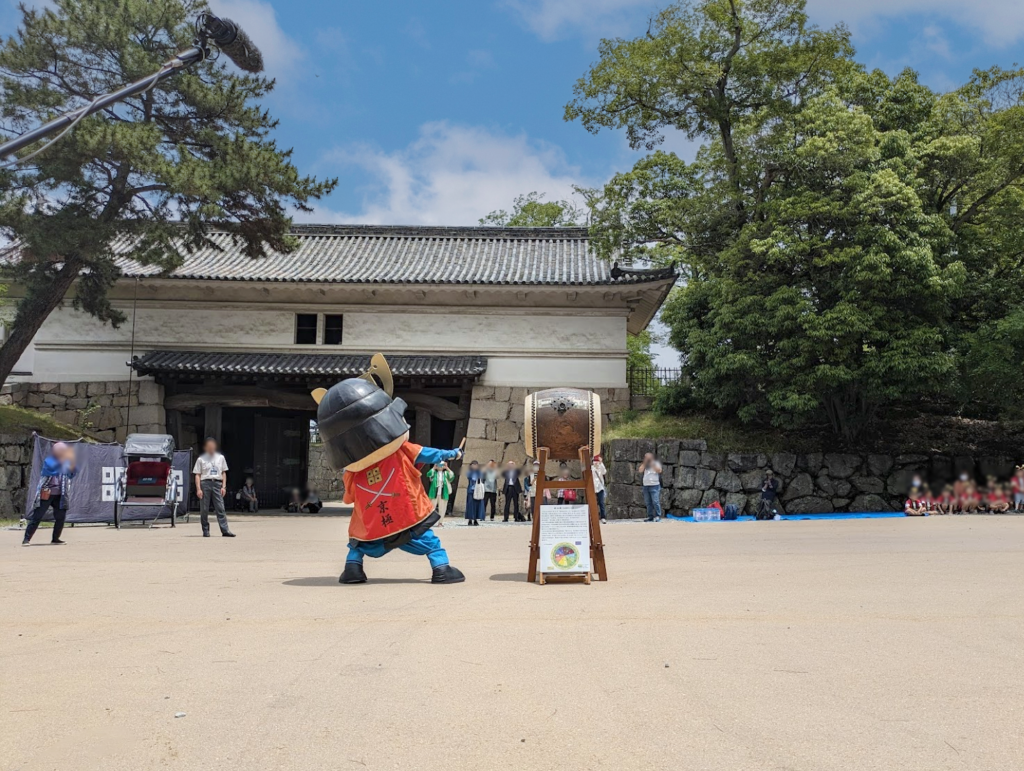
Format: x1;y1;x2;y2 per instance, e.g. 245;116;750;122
678;450;701;468
674;467;696;489
58;382;76;397
0;465;21;490
770;452;797;477
606;503;630;520
930;456;952;481
502;442;527;467
87;382;107;397
629;485;646;508
509;404;525;424
628;506;648;520
467;418;488;439
895;454;928;466
725;492;748;513
834;479;851;497
636;439;656;458
75;383;89;398
42;393;65;407
657;440;680;461
611;462;635;485
137;380;162;405
37;382;58;393
493;386;512;403
824;453;861;478
611;439;638;462
700;488;721;506
850;494;892;512
800;453;823;474
53;410;80;428
727;453;762;472
715;468;742;493
25;393;43;408
660;488;673;512
66;397;90;410
851;476;883;494
679;439;708;451
816;474;835;497
659;465;674;488
473;386;495;400
131;404;165;427
783;473;814;501
832;498;851;511
93;407;122;431
701;452;725;471
693;468;716;491
739;469;764;492
470;400;510;421
4;445;23;462
867;454;894;476
494;421;520;443
673;488;703;511
510;387;528;404
0;394;11;406
746;493;763;514
786;496;833;514
465;439;506;465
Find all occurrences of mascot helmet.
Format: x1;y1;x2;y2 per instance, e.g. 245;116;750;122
313;354;408;471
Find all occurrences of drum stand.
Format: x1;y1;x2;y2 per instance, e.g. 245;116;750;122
527;446;608;584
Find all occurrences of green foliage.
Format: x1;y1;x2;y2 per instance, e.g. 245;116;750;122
479;191;583;227
957;308;1024;420
568;0;1024;439
626;329;660;371
0;0;336;379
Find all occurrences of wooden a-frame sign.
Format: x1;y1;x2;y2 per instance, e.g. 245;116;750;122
527;445;609;584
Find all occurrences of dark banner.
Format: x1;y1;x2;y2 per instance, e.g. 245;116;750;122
26;437;191;524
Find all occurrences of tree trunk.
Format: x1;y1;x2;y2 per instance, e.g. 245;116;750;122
0;257;82;385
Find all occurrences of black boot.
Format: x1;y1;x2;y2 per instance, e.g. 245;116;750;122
339;562;367;584
431;565;465;584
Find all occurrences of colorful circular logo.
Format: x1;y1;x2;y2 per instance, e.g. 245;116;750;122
550;543;580;570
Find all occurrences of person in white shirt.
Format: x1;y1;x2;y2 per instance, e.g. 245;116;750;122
637;452;663;522
591;454;608;524
192;437;235;538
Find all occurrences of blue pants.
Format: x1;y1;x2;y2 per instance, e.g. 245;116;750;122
346;529;450;569
596;489;606;519
643;485;662;520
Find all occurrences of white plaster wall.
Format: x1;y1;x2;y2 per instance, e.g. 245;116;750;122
13;303;629;386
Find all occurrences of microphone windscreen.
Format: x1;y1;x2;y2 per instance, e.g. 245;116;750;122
217;21;264;73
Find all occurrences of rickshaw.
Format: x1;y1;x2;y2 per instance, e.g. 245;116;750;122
115;434;183;528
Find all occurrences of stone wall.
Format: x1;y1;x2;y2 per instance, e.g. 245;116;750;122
1;380;166;442
306;442;343;501
0;433;34;518
605;438;1020;518
458;385;632;511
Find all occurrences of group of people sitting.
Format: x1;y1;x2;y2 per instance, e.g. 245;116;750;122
904;467;1024;516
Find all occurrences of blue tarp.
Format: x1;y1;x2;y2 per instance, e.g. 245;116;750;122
665;511;907;522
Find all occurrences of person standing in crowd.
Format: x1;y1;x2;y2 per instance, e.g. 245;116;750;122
1012;466;1024;511
556;463;579;505
638;452;663;522
501;461;523;522
482;460;498;521
23;442;76;546
756;468;781;519
426;461;455;526
237;476;258;512
193;437;235;538
464;460;485;526
591;453;608;524
524;460;539;521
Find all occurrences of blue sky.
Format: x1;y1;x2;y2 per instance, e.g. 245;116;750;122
1;0;1021;225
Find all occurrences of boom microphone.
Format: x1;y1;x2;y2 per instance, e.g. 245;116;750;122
202;14;264;74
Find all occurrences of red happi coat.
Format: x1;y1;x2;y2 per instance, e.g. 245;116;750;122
342;442;434;542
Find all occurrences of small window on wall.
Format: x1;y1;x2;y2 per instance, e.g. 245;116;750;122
324;314;344;345
295;314;317;345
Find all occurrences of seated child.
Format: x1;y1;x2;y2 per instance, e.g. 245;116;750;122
921;484;939;516
1012;466;1024;511
904;488;927;516
987;482;1010;514
960;483;981;514
935;484;956;515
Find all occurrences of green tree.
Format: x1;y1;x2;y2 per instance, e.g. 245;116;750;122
626;329;660;371
0;0;336;383
567;1;1024;439
479;191;584;227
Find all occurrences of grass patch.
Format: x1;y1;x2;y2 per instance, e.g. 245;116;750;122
605;411;788;454
0;404;86;440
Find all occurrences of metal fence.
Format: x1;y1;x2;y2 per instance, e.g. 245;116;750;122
627;367;682;398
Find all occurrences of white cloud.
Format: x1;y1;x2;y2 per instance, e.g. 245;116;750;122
502;0;660;41
807;0;1024;47
309;122;587;226
208;0;304;79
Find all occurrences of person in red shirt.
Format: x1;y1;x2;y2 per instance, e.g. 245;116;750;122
987;482;1010;514
935;484;956;515
960;483;981;514
904;489;927;516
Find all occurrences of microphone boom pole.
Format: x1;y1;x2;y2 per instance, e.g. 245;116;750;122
0;14;263;162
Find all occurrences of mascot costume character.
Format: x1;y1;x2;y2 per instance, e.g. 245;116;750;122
313;354;466;585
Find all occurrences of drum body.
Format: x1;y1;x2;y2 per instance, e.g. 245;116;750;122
524;388;602;461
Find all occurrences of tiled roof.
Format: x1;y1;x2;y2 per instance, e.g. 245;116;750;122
131;351;488;380
111;225;677;286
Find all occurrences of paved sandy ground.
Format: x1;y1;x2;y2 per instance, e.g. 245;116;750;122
2;516;1023;771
